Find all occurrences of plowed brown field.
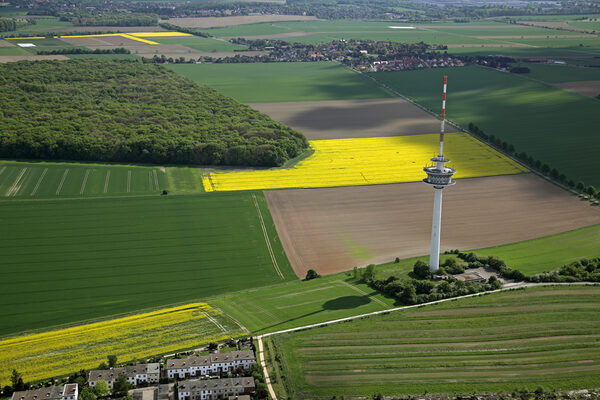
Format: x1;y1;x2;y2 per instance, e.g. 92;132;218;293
265;173;600;277
555;80;600;98
249;98;457;140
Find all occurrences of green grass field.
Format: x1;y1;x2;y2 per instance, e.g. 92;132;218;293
208;224;600;339
518;62;600;83
0;191;295;336
0;46;30;56
210;274;395;334
1;17;74;34
475;224;600;275
267;286;600;398
369;66;600;186
4;37;79;53
167;61;390;102
0;161;168;199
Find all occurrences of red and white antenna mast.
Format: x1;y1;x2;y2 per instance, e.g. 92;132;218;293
423;75;456;272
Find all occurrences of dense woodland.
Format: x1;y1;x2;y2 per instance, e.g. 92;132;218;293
0;18;17;32
0;60;308;166
63;13;158;26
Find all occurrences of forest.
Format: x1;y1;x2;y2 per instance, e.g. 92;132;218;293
0;60;308;167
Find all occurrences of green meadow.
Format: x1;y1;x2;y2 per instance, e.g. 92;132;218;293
166;61;390;102
475;224;600;275
0;191;294;336
370;66;600;186
516;62;600;83
210;274;394;334
266;286;600;398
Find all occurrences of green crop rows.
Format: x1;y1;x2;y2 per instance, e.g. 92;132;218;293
0;161;168;199
166;61;391;102
0;191;294;336
267;286;600;398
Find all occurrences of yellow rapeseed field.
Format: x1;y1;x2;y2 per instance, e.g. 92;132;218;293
0;303;245;385
202;133;528;192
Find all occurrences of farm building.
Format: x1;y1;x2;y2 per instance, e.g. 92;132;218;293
88;363;160;389
166;351;255;379
177;377;255;400
11;384;78;400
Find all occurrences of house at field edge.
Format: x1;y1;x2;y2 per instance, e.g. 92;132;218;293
89;363;160;389
166;351;255;379
177;378;255;400
11;384;78;400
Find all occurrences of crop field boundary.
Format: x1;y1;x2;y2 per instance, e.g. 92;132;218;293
252;193;284;279
363;65;579;196
256;282;599;399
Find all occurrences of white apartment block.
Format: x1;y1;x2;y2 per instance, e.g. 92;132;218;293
11;384;78;400
177;378;254;400
166;351;255;380
89;363;160;389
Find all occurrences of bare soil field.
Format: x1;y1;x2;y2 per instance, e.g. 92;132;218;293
0;55;69;62
61;36;265;59
0;39;15;47
554;80;600;98
167;15;318;29
248;98;456;140
265;173;600;277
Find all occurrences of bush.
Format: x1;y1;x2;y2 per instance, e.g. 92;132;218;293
412;260;431;280
304;269;320;281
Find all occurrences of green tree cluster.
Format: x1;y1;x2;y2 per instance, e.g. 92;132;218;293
63;13;158;27
0;60;308;167
0;18;17;32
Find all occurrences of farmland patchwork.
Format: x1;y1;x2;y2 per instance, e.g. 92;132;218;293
202;133;527;192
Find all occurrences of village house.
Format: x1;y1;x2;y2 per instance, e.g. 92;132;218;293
89;363;160;389
11;384;78;400
166;351;255;380
177;378;255;400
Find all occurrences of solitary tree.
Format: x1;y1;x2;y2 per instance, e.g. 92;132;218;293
93;381;109;398
113;374;131;397
362;264;376;282
107;355;117;368
304;269;320;281
11;370;24;392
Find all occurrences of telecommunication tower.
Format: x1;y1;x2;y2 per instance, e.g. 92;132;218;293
423;76;456;272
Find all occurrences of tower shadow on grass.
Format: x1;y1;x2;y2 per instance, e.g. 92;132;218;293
254;295;372;334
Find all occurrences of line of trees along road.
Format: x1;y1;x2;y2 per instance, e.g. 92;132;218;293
0;60;308;167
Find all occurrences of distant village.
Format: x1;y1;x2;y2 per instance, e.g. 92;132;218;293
142;38;466;72
8;340;263;400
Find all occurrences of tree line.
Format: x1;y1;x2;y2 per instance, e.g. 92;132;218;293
468;122;599;202
36;47;130;55
60;12;158;27
0;18;17;32
0;60;308;167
